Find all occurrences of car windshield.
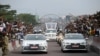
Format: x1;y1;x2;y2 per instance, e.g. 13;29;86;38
64;34;84;39
46;30;57;33
24;35;46;40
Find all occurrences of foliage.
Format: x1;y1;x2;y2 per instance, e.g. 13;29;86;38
17;13;38;25
0;4;16;22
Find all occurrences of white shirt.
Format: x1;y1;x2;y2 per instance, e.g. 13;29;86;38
0;23;6;31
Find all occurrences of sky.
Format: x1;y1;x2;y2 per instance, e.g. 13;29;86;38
0;0;100;17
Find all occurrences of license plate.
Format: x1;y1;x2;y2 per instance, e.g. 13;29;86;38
72;45;79;47
30;46;38;49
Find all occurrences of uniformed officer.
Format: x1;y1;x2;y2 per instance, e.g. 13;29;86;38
2;34;9;56
0;18;9;56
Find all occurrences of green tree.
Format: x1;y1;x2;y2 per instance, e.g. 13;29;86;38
0;4;16;22
17;13;38;25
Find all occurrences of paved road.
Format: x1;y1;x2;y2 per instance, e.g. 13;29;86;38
8;42;98;56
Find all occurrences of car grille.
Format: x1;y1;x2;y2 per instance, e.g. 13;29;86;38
29;44;39;46
71;43;80;45
24;44;45;50
66;43;86;49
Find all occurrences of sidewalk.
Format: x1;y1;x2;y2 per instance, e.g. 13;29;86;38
0;40;20;56
88;36;100;55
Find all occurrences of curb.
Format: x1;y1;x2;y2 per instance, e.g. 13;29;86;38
90;45;100;55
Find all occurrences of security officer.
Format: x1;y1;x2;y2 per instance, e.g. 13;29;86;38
0;18;9;56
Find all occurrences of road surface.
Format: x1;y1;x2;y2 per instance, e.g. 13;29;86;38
8;42;98;56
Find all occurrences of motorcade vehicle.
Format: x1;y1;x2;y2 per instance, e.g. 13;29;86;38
21;34;48;53
33;29;43;34
45;29;57;40
61;33;88;52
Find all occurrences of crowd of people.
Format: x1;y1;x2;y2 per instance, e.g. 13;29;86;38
0;11;100;56
0;17;34;56
65;12;100;37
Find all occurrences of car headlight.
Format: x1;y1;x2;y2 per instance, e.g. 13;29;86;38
40;43;47;46
66;42;70;44
81;42;86;45
62;41;70;45
22;43;28;46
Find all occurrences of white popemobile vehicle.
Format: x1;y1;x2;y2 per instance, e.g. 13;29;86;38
21;34;48;53
45;29;57;40
61;33;89;52
44;22;58;40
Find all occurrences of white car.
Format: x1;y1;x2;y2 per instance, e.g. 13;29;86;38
61;33;88;52
45;29;57;40
21;34;48;53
